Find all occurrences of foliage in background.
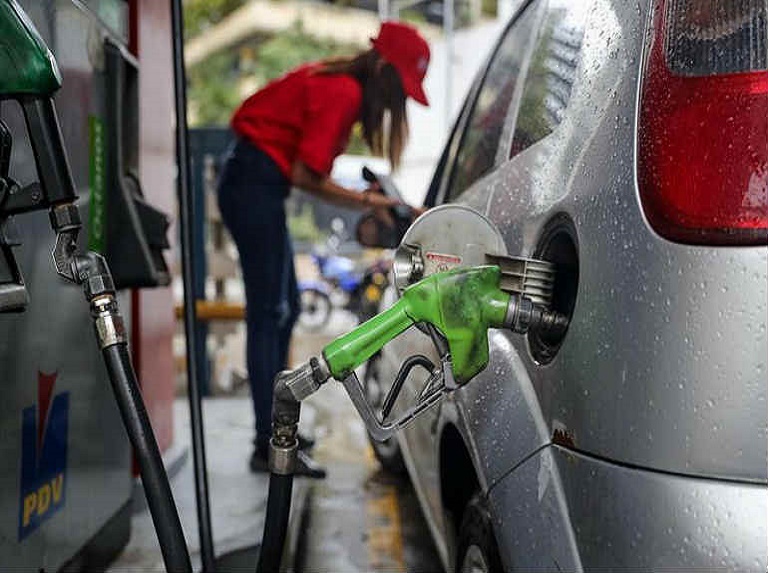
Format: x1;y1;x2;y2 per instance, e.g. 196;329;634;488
187;20;368;153
184;0;248;39
249;21;355;85
481;0;497;18
287;201;325;243
187;50;242;126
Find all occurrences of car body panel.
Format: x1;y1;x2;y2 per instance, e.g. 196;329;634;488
490;445;768;571
451;330;551;489
479;0;766;482
379;0;767;569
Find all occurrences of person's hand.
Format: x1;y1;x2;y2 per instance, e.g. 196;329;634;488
410;205;428;217
362;188;399;210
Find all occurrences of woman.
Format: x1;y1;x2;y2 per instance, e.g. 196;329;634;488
217;21;430;477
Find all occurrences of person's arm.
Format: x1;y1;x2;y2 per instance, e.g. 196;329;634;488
291;160;400;211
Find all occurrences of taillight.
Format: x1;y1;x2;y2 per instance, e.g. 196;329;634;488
638;0;768;245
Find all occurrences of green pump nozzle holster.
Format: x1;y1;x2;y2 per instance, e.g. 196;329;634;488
0;0;84;313
0;0;76;208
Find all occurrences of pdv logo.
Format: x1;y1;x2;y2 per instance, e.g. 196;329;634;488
18;371;69;540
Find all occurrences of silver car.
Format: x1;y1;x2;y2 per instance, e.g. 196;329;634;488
373;0;768;570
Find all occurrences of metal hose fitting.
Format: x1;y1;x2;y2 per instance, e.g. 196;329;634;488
91;294;126;349
504;293;569;337
503;294;536;333
269;357;331;474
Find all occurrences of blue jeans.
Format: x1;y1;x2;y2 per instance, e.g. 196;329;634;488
216;140;299;453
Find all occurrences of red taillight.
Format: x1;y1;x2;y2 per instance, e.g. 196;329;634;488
638;0;768;246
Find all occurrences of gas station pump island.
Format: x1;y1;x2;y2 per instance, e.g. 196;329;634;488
0;1;569;571
0;1;179;570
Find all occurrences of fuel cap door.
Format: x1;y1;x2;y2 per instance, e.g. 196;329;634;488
393;204;507;293
393;204;556;308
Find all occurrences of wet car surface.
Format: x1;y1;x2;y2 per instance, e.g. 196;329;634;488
374;0;768;571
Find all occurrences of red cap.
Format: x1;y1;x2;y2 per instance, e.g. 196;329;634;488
371;21;430;106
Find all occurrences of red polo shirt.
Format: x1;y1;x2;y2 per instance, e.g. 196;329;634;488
231;64;362;178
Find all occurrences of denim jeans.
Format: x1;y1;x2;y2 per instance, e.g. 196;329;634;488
216;139;299;453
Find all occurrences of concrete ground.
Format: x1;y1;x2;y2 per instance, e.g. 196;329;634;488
108;397;312;572
301;380;441;572
111;308;441;572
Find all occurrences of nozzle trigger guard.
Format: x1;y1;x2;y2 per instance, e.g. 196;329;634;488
341;354;454;442
381;354;435;419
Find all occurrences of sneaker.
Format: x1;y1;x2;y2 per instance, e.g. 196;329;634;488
249;449;327;479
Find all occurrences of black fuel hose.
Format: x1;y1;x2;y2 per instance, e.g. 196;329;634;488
256;473;294;572
102;343;192;573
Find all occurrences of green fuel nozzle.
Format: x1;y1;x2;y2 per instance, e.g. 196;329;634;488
1;0;83;313
326;265;511;384
269;264;568;468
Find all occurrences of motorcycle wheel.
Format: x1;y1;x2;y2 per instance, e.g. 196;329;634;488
298;288;332;332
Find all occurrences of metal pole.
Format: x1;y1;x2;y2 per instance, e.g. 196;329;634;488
444;0;454;130
378;0;389;20
170;1;216;571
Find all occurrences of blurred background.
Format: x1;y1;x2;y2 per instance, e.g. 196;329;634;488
176;0;513;396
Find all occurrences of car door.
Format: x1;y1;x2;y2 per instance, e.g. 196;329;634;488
382;0;546;554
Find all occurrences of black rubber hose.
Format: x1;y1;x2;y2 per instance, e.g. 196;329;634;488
102;343;192;573
256;473;294;573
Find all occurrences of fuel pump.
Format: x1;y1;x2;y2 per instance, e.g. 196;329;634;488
0;2;191;571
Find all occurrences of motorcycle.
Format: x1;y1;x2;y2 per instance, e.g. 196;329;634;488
297;162;413;332
298;219;391;331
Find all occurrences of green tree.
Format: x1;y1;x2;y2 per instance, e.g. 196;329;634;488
184;0;248;40
187;20;364;132
187;50;242;126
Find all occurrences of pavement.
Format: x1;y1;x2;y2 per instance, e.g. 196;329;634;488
108;397;313;572
110;309;441;572
300;380;441;572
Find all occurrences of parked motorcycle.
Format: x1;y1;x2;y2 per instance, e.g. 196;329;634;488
298;219;391;331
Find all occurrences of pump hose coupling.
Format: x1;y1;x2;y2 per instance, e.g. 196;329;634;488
269;357;331;474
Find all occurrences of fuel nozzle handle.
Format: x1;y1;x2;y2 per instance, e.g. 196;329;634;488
274;265;570;420
322;265;569;385
269;266;513;454
324;266;512;385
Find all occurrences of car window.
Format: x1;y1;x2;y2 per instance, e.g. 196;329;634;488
444;1;541;202
509;0;587;159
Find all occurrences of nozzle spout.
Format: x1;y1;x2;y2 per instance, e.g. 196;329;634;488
503;293;569;337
